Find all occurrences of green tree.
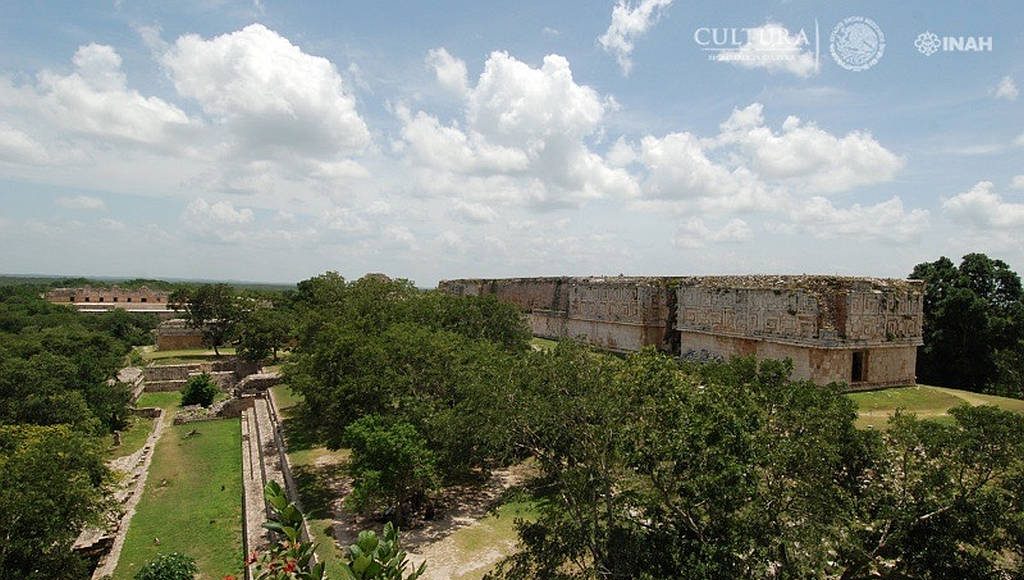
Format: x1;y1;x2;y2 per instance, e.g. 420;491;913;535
495;348;1024;579
91;308;160;347
288;323;516;478
0;326;131;433
840;405;1024;578
134;552;199;580
236;307;292;362
181;373;219;407
0;424;110;579
343;416;439;525
169;284;245;356
910;253;1024;395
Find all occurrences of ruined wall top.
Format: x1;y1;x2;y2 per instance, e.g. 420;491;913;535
440;274;921;291
439;275;924;348
44;285;170;303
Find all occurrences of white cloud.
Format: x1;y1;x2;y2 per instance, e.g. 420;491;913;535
398;50;638;208
437;229;466;252
56;195;106;210
1011;175;1024;190
382;224;417;249
451;199;499;223
0;24;376;209
182;197;255;243
397;107;529;173
674;217;751;248
638;131;772;211
632;103;903;213
320;206;370;235
19;43;193;145
98;217;126;230
713;22;817;78
0;124;49;164
716;103;904;192
598;0;673;75
162;24;370;159
786;196;929;242
426;48;468;96
943;181;1024;230
992;76;1019;101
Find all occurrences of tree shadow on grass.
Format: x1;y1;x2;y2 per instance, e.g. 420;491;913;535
292;462;348;519
280;408;325;453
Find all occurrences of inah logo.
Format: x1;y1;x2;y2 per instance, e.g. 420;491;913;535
914;31;992;55
830;16;885;71
915;32;941;55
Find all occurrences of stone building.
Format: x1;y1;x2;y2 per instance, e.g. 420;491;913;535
439;275;924;389
155;318;206;350
44;285;174;317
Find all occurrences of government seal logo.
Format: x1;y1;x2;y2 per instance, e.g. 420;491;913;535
914;31;941;55
830;16;885;71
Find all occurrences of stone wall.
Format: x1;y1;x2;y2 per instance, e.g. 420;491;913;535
234;372;283;396
173;397;254;424
674;276;924;348
141;359;260;392
441;277;671;352
441;277;570;312
679;331;917;386
45;285;170;305
155;319;206;350
45;286;174;318
439;275;925;387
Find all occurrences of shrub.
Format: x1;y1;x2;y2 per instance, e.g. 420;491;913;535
134;552;198;580
254;481;424;580
343;416;439;525
180;373;218;408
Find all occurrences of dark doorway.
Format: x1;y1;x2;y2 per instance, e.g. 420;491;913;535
851;350;867;383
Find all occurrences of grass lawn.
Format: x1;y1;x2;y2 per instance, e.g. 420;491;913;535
111;419;243;580
849;384;1024;429
529;337;558;351
138;346;237;365
136;391;182;411
269;385;350;575
107;415;156;460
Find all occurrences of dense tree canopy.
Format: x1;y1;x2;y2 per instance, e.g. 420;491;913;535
911;253;1024;397
494;348;1024;579
285;273;529;522
235;306;292;362
0;286;135;576
0;422;112;578
282;270;1024;578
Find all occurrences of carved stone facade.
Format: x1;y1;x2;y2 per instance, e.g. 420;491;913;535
45;285;174;317
439;275;925;388
155;318;206;350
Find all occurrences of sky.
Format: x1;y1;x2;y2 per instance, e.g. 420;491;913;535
0;0;1021;286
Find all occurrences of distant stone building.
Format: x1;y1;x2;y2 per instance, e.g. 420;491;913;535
155;318;205;350
45;285;174;317
439;275;925;389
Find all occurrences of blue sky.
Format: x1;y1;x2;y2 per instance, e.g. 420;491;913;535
0;0;1021;285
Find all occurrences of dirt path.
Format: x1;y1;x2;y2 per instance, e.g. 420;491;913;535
87;408;169;579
